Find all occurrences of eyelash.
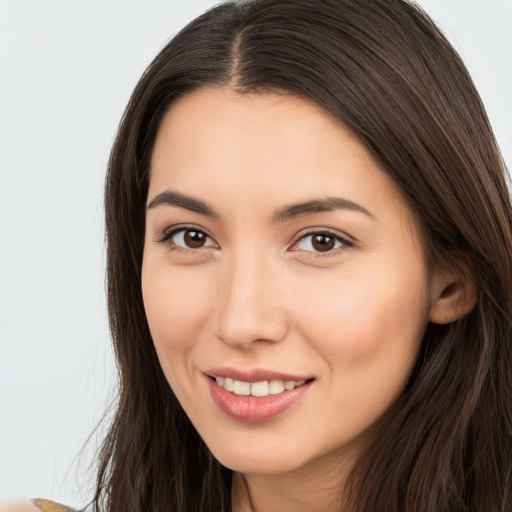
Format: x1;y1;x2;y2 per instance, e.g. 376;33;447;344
292;230;353;256
155;225;353;256
155;225;216;255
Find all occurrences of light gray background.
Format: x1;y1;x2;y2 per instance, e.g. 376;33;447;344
0;0;510;507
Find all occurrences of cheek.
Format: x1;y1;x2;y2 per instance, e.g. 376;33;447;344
287;268;429;443
141;262;213;356
292;259;429;375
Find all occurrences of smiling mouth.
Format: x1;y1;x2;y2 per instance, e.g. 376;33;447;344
206;373;314;422
210;376;312;397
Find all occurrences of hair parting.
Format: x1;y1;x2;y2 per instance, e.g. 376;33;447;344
91;1;512;510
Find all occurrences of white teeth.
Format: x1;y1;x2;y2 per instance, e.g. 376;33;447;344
269;380;285;394
215;377;307;397
224;377;235;392
284;381;296;391
250;381;269;397
233;380;251;396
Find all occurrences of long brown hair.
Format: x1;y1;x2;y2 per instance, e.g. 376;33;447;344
94;0;512;510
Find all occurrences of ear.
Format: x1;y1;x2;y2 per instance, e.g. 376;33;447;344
429;267;478;325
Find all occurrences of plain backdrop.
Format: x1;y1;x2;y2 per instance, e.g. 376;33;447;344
0;0;510;507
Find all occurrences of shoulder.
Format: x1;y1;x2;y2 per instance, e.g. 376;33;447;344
0;501;76;512
0;503;40;512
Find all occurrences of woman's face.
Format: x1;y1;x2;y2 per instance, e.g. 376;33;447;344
142;87;436;476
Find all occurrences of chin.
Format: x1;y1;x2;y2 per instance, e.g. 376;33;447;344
208;442;309;475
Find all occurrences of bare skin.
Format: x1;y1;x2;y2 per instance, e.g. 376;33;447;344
142;87;476;511
0;503;39;512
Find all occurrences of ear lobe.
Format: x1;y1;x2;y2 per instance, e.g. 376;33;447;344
429;272;478;325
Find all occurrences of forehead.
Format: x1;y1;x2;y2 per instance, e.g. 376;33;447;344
149;87;415;232
153;87;352;158
151;87;382;189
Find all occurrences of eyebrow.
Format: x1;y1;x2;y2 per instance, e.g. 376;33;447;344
147;189;375;221
147;190;220;218
273;197;375;222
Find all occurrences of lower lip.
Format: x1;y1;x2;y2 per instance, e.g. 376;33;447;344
207;376;313;423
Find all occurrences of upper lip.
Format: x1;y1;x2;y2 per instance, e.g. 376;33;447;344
204;367;314;383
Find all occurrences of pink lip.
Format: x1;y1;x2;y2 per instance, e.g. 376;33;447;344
205;366;313;383
204;369;314;423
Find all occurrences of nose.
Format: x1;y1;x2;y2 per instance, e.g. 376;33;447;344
214;250;289;349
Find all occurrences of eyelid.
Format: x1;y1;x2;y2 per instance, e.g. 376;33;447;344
154;224;219;251
154;224;354;256
289;228;354;255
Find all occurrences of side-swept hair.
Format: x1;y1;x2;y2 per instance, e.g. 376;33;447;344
95;1;512;510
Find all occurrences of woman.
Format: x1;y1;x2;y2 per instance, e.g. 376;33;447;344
8;0;512;510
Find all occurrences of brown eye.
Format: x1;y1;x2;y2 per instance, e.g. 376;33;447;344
183;230;207;248
161;227;217;250
311;234;336;252
294;231;348;254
